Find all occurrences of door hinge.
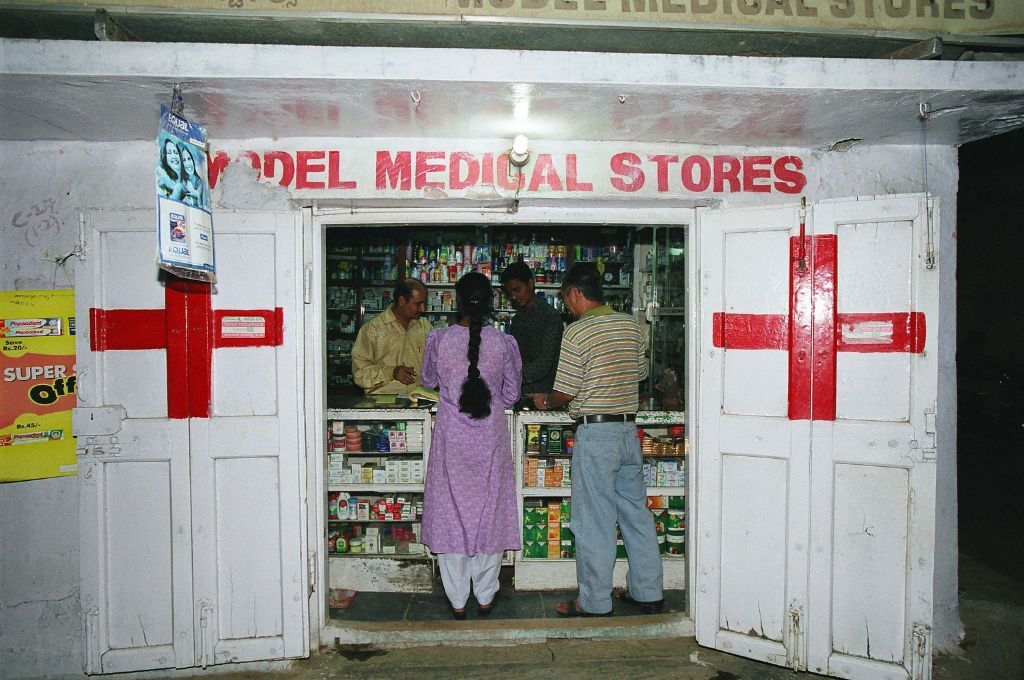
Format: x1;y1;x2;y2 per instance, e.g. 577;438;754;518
924;196;936;271
303;266;313;305
82;606;100;675
308;549;317;596
910;622;932;680
785;604;807;671
198;598;214;669
922;406;937;461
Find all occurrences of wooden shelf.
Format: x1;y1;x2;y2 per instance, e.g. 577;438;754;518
328;484;424;492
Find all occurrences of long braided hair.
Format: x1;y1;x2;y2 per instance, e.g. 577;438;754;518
456;271;493;419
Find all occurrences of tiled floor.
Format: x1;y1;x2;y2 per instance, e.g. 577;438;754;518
329;568;687;622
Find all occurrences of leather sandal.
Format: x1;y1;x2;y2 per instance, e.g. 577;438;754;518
447;602;467;620
477;600;494;617
611;586;665;614
554;598;612;618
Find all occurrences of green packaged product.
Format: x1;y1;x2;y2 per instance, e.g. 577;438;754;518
560;499;571;526
528;508;548;525
669;495;686;510
523;540;548;559
666;509;685;530
650;509;667;534
523;523;547;543
560;526;574;541
548;427;563;453
560;540;575;559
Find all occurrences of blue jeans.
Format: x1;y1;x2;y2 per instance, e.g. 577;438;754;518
571;421;664;613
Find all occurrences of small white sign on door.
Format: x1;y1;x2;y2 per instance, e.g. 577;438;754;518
221;315;266;339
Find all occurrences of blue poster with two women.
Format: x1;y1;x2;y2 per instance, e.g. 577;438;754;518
156;104;216;282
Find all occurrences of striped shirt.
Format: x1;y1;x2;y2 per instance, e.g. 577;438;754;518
552;305;649;419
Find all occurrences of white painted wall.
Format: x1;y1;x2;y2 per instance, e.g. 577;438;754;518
0;138;959;676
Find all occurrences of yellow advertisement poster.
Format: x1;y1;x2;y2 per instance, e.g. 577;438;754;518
1;290;77;483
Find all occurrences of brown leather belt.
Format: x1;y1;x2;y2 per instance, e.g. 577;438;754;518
575;413;637;426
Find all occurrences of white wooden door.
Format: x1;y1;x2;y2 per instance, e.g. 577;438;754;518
77;211;308;674
77;217;196;674
694;204;811;669
806;196;937;679
189;213;308;666
695;196;938;679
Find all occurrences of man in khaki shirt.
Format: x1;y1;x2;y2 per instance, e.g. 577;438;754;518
351;278;431;395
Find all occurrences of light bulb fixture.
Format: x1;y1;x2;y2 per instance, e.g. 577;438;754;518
509;134;530;168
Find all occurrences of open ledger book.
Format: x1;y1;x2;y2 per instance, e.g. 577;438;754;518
407;386;439;404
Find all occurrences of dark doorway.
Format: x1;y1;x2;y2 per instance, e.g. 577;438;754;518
957;127;1024;581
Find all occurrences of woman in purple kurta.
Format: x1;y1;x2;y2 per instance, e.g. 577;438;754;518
420;272;522;618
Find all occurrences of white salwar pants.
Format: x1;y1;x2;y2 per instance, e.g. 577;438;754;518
437;552;503;609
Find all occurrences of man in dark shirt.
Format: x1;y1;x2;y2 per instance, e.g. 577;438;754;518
501;261;564;400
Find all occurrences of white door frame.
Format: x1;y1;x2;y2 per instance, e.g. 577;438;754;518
302;203;700;644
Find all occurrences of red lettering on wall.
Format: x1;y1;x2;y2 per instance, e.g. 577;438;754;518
449;152;480;190
263;151;295;187
610;152;645;192
481;153;495;186
496;154;524;191
681;155;711;192
208;151;231;190
649;154;679;192
415;151;446;190
376;151;411;190
528;154;564;192
327;151;356;189
206;148;807;197
565;154;593;192
742;155;772;193
240;151;262;179
774;156;807;194
713;155;741;192
295;150;326;190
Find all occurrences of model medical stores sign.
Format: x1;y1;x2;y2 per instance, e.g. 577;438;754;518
208;145;807;198
39;1;1016;35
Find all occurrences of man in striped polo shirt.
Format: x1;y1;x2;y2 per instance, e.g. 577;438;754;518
533;263;664;617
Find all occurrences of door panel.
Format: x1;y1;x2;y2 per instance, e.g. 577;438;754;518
718;454;788;641
807;196;937;680
190;213;307;665
696;205;809;670
78;212;308;674
836;353;911;421
77;220;195;673
697;196;938;679
831;464;909;663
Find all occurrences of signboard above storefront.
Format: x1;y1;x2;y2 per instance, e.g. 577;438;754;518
206;140;809;201
8;0;1022;37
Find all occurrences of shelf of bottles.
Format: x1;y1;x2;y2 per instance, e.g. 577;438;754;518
324;226;638;397
325;239;402;394
404;228;635;331
637;226;687;410
326;416;428;558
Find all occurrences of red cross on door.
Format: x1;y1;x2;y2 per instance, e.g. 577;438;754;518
712;234;926;421
89;278;283;419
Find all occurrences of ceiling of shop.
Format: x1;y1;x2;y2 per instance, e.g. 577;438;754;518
2;10;1024;147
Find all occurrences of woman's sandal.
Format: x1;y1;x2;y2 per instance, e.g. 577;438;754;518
554;598;612;618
